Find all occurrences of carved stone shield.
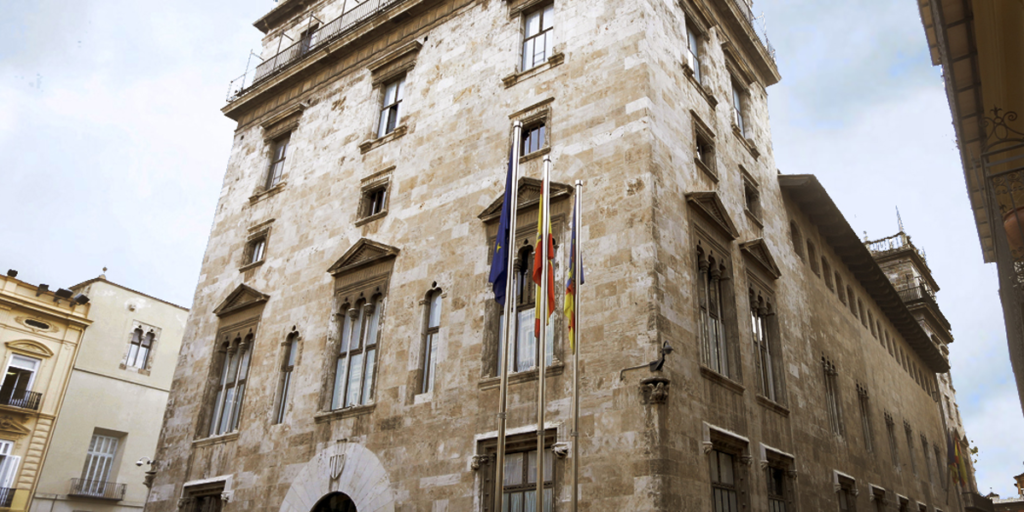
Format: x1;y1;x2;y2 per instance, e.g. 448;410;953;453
330;454;346;480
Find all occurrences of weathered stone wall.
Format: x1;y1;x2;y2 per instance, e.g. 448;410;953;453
149;0;963;511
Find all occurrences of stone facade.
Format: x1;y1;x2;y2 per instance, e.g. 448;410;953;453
151;0;969;510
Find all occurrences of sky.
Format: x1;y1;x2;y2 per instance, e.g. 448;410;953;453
1;0;1021;498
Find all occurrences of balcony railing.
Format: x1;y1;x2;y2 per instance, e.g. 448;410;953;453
0;487;14;508
69;479;126;501
228;0;408;102
0;391;41;411
962;490;995;512
730;0;776;62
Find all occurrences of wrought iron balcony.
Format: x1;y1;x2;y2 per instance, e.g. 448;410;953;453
69;479;126;500
0;391;41;411
228;0;408;102
0;487;14;508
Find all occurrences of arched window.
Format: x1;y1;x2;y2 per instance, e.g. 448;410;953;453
274;331;299;424
209;332;253;436
750;290;781;401
807;241;820;275
698;245;730;376
790;221;804;260
858;299;867;327
332;295;383;409
847;286;857;317
421;288;443;394
311;492;356;512
835;273;845;304
126;327;152;369
868;311;876;338
822;258;834;290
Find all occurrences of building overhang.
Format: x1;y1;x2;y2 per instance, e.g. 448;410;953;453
780;174;950;373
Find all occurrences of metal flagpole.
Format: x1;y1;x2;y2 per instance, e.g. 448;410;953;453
494;122;523;512
571;180;582;512
536;156;553;511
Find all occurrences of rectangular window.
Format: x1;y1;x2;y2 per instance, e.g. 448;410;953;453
364;187;388;218
766;465;788;512
836;273;846;305
79;433;119;496
0;355;39;409
246;237;267;266
521;123;547;156
300;24;320;54
686;24;702;83
822;358;844;436
479;433;555;512
377;76;405;138
744;179;761;221
422;290;442;394
274;334;298;424
266;134;289;190
208;334;253;436
710;450;739;512
750;290;780;401
522;5;554;71
837;476;857;512
333;297;383;409
822;258;834;291
0;439;20;506
698;247;730;376
695;131;715;172
731;80;746;137
858;386;873;453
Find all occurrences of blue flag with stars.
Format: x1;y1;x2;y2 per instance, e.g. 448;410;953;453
488;145;516;306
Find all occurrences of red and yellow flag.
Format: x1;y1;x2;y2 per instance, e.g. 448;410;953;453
533;187;556;334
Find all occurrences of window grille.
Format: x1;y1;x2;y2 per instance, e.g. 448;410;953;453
80;434;119;495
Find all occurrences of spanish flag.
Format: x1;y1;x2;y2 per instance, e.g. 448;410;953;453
533;185;556;334
564;200;583;353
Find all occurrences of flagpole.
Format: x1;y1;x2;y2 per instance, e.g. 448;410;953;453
535;155;552;510
494;122;523;512
571;180;582;512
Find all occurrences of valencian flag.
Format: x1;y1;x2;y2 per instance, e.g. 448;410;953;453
564;201;584;353
948;431;967;486
533;186;556;333
488;146;516;306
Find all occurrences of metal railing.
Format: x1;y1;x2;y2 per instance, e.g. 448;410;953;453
0;487;14;508
0;391;41;411
730;0;776;62
228;0;408;102
69;479;126;500
866;231;913;255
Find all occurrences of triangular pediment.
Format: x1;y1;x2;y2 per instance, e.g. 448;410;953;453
740;238;782;279
686;192;739;240
213;284;270;317
327;238;401;276
0;415;31;437
5;340;54;359
479;177;575;222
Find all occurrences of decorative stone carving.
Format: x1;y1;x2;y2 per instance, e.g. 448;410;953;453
177;496;194;509
739;455;753;467
640;376;670;405
471;454;490;471
552;442;570;459
220;491;233;503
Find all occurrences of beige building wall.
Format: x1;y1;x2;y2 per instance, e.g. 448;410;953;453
30;277;187;512
0;272;90;512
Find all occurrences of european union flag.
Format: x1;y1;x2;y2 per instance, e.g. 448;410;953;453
488;146;516;306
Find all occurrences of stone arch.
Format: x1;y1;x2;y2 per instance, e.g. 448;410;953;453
279;442;394;512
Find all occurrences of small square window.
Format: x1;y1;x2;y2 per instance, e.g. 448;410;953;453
364;186;388;218
521;123;546;156
378;76;405;138
744;181;761;220
246;237;267;266
696;133;715;174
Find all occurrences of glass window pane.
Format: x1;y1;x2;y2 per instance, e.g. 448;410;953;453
127;344;139;367
542;5;554;30
351;307;365;350
524;490;537;512
332;357;347;410
366;299;382;347
345;353;363;407
340;313;352;353
527;449;537;484
425;333;437;393
378;109;390;138
543;33;552;63
505;453;523;486
137;346;149;368
384;82;397;104
526;11;541;37
287;341;297;366
543;488;552;512
517;309;535;372
523;39;535;70
510;492;522;512
362;348;376;404
719;452;734;485
218;388;234;434
429;292;442;328
709;451;720;482
396;77;405;101
238;347;251;379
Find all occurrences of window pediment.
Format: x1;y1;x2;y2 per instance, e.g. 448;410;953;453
686;191;739;239
327;238;401;276
5;340;54;359
479;177;574;223
0;415;31;437
740;238;781;279
213;284;271;317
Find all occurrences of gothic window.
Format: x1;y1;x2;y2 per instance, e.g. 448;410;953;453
822;357;844;436
750;288;782;402
479;431;555;512
921;435;933;485
835;273;846;305
274;331;298;424
789;222;804;261
208;332;254;436
836;474;857;511
265;133;290;190
332;295;383;409
421;288;443;394
698;245;731;376
125;326;156;370
885;412;899;469
822;258;834;291
847;286;857;317
377;76;405;138
498;244;555;374
522;4;554;71
905;423;917;476
857;385;873;453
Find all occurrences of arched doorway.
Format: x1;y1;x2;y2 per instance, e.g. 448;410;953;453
311;492;356;512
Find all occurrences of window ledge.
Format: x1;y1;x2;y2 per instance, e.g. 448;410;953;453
695;158;718;183
118;363;151;376
238;260;265;273
413;392;433;404
755;394;790;417
193;431;239;448
519;146;551;164
355;210;388;227
359;125;408;154
502;53;565;89
478;363;565;390
745;209;763;229
732;124;760;159
313;403;376;424
699;366;745;395
249;181;286;203
684;67;718;109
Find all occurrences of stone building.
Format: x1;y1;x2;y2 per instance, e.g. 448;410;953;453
0;271;91;511
150;0;972;510
29;274;187;512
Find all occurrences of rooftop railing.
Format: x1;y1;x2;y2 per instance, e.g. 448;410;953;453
228;0;408;102
730;0;776;62
69;479;127;501
0;391;41;411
